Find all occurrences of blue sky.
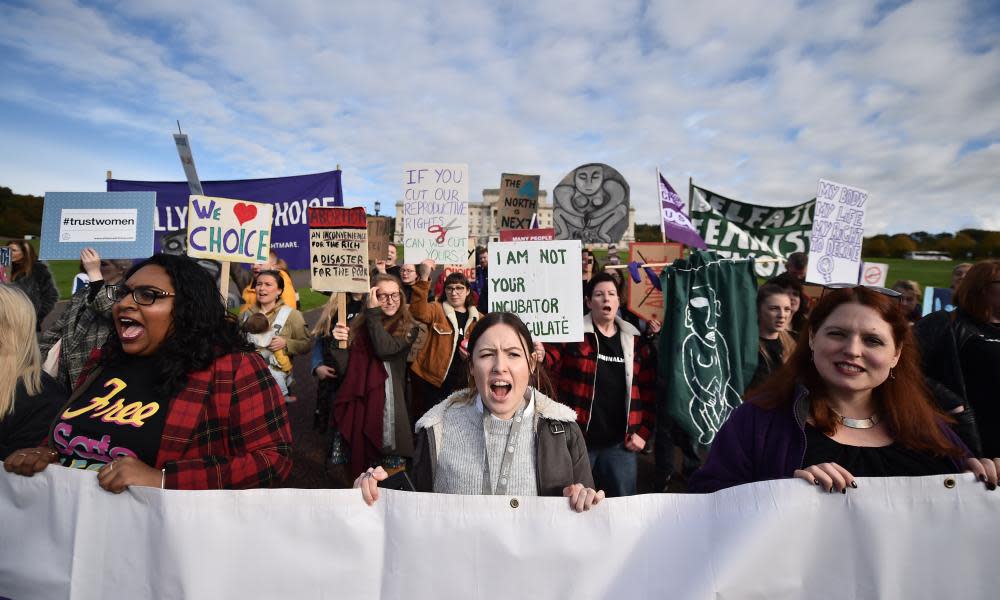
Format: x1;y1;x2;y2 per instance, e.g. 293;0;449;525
1;0;997;233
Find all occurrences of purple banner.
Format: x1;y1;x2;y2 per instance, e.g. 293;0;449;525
659;172;706;249
108;170;343;269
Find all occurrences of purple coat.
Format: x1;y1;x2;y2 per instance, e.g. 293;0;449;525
687;386;970;493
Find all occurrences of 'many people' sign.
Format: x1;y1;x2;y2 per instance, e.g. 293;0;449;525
309;207;370;293
401;163;469;264
186;195;272;264
806;179;869;285
488;240;583;342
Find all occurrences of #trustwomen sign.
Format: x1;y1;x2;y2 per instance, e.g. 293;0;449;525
39;192;157;260
185;195;272;264
309;207;370;294
488;240;583;342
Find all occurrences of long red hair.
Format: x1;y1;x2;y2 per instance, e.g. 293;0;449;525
750;286;962;457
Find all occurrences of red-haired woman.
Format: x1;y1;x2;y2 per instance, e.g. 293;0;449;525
689;285;1000;493
915;260;1000;457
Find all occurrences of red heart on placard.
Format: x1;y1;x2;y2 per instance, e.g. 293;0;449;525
233;202;257;225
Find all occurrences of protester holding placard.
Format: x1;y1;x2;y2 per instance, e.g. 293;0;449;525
689;285;1000;494
241;270;310;400
39;248;131;391
747;284;796;391
0;286;66;460
4;254;293;490
544;272;656;497
355;312;604;512
5;240;58;331
329;274;420;478
409;265;482;414
915;260;1000;457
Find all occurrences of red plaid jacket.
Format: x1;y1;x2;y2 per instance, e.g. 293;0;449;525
544;315;656;442
65;350;292;489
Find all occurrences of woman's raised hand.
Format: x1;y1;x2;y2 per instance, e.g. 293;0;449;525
367;286;381;308
331;323;350;342
353;466;389;506
562;483;605;512
793;462;857;493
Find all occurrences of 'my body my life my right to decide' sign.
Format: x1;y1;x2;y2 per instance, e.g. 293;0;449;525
489;240;583;342
806;179;869;285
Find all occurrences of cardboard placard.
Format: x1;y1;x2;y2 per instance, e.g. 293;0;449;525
806;179;868;285
186;195;272;264
39;192;157;260
309;207;370;293
401;163;469;264
499;228;555;242
497;173;539;230
626;242;684;322
367;216;391;261
488;240;583;342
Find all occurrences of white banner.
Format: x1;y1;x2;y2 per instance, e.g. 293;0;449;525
488;240;584;342
1;467;998;599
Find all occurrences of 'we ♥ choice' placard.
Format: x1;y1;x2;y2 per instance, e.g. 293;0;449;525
186;195;273;264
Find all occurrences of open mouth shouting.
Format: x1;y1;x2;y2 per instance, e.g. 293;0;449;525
117;316;146;345
489;379;513;401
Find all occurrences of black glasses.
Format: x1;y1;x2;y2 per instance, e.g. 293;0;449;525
376;292;401;303
820;283;902;302
106;284;176;305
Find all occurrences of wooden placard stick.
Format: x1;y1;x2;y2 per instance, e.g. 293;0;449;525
219;261;231;303
337;292;348;349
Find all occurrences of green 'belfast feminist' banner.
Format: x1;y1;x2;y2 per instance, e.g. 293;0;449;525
690;183;815;278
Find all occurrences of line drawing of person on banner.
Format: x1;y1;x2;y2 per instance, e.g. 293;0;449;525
682;285;742;445
553;164;628;244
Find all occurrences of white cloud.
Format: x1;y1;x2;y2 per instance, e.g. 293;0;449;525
0;0;996;233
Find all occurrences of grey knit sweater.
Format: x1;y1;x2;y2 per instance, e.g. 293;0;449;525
433;399;538;496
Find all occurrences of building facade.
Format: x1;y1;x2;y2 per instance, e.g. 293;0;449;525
395;188;635;249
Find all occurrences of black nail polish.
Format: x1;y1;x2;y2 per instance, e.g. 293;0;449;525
989;483;997;491
850;481;858;489
979;474;987;482
841;488;847;494
814;479;822;486
829;487;835;494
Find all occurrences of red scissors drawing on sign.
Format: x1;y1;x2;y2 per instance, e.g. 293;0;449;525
427;219;459;243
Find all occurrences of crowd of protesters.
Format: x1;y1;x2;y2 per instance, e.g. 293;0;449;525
2;241;999;503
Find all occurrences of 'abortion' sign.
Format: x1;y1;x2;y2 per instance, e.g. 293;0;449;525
186;195;272;264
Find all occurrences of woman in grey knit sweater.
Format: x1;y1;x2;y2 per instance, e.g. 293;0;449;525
355;312;604;512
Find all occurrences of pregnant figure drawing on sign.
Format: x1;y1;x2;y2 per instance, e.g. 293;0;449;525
553;164;628;243
682;285;742;445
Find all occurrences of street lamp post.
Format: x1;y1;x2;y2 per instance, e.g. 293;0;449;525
374;201;381;217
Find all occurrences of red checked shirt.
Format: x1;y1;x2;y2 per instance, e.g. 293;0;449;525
57;350;293;489
544;315;656;443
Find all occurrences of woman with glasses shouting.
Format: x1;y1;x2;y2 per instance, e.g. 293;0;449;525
328;274;420;479
689;284;1000;494
409;262;483;420
5;254;293;491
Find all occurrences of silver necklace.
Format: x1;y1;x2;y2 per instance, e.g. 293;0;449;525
830;408;880;429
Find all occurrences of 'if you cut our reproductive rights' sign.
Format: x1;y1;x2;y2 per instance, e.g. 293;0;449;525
401;163;469;264
186;195;272;263
488;240;583;342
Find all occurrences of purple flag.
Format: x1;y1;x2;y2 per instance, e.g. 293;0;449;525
659;172;707;249
108;170;343;269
